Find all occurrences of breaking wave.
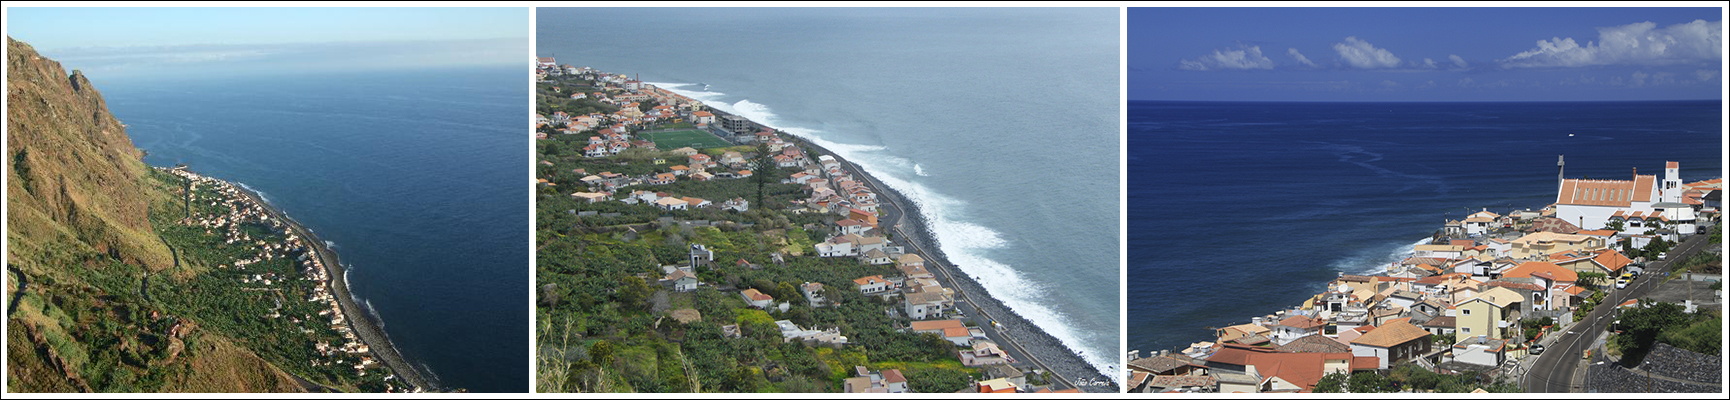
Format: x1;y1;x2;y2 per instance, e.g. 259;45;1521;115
652;81;1117;381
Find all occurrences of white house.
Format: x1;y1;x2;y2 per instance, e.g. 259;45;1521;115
1451;336;1508;367
862;249;893;265
815;236;856;257
904;291;947;320
1270;315;1323;346
854;275;894;295
801;282;826;307
655;197;688;210
661;269;699;292
1462;210;1502;236
740;288;774;309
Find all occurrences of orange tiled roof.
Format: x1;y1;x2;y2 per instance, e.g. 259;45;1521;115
1350;320;1429;348
1505;261;1578;282
1557;176;1654;207
909;319;965;331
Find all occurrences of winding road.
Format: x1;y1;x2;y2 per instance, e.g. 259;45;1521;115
1523;233;1711;393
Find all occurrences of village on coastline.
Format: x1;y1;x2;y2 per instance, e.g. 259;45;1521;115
1127;160;1723;393
159;166;418;393
535;56;1096;393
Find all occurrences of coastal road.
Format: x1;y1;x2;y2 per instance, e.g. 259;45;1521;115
812;141;1113;392
1523;234;1710;393
233;187;433;391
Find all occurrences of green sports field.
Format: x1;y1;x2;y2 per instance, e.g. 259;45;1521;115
640;129;732;150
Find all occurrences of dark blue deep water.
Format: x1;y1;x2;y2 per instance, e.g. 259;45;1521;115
96;68;529;393
1127;100;1723;355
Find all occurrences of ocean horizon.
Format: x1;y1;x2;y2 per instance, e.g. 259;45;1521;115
1126;99;1723;355
95;66;530;393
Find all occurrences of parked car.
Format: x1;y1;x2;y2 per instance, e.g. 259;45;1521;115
1529;344;1545;355
1616;277;1630;289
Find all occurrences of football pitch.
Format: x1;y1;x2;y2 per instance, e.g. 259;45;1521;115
640;129;733;150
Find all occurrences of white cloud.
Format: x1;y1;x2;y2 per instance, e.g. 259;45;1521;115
1379;80;1401;87
1695;69;1719;81
1178;45;1276;71
1630;70;1649;87
1458;77;1475;87
1287;48;1317;67
1332;37;1402;69
1502;19;1723;68
1449;54;1468;69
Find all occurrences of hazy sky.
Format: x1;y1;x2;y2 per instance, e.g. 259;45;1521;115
6;7;528;79
1130;7;1725;101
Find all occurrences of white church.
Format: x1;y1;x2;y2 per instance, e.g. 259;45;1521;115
1554;158;1697;235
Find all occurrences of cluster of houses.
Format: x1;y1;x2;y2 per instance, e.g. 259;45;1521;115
535;58;704;139
163;168;396;383
542;58;1101;394
1126;162;1721;393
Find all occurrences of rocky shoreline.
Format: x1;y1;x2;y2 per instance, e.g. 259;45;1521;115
789;135;1119;393
229;183;434;391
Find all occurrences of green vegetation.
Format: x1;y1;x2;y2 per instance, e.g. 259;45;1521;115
538;81;618;117
1610;300;1720;363
6;38;383;392
1521;317;1555;342
1313;364;1522;393
638;129;732;150
1672;251;1720;275
143;170;390;391
537;87;973;391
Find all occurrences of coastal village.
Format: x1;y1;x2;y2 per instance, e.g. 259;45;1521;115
535;57;1091;393
1127;161;1722;393
160;167;415;393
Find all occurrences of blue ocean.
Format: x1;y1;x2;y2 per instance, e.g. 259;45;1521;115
538;8;1122;376
95;68;529;393
1126;100;1723;355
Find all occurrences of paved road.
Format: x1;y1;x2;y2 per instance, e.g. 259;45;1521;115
1524;234;1711;393
233;186;432;391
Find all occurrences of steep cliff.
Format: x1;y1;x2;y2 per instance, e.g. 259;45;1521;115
7;36;171;274
5;36;303;393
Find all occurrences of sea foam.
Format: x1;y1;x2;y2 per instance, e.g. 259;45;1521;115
652;82;1117;382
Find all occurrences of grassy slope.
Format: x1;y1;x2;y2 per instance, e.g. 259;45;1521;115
5;37;304;393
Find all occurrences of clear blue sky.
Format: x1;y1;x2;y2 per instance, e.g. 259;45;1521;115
1130;7;1725;101
6;7;529;78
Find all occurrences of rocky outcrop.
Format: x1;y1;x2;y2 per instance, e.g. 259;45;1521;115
6;36;170;272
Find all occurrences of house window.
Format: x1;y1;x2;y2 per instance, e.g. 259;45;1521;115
1462;327;1471;334
1462;309;1471;315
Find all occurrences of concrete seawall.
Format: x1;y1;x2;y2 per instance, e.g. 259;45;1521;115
232;186;433;391
790;136;1118;393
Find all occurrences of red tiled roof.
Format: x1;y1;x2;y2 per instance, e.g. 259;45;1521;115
1557;175;1655;207
1351;356;1380;370
1505;261;1578;282
908;319;965;331
1350;321;1429;348
882;369;906;384
1280;315;1325;330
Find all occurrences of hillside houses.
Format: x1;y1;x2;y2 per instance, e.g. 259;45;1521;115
1160;204;1670;392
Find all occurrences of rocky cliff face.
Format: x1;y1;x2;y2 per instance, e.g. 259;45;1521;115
7;36;170;272
6;37;302;393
